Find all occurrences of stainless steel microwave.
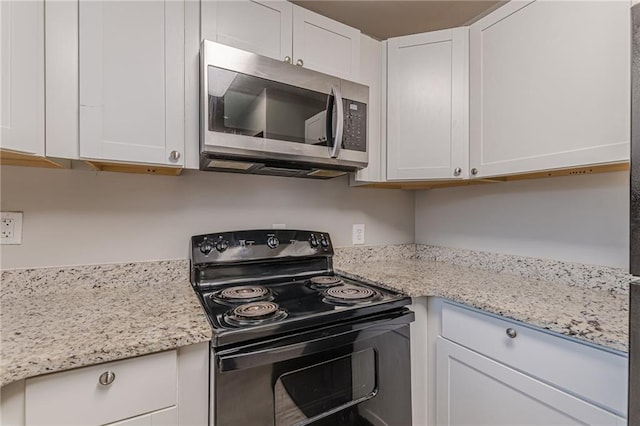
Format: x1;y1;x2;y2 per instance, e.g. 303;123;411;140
200;40;369;179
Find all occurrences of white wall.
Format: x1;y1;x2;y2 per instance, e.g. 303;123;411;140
0;166;414;269
415;171;629;269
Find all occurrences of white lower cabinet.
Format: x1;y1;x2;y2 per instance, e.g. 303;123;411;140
25;350;178;426
426;298;628;426
436;338;625;426
1;342;209;426
106;407;177;426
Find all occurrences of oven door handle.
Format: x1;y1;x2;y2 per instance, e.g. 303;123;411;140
217;309;414;372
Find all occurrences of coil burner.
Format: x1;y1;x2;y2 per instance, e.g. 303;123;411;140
224;301;287;326
323;284;381;305
309;275;344;289
211;285;272;305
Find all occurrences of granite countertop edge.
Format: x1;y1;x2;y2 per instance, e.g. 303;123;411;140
335;261;629;354
0;260;213;388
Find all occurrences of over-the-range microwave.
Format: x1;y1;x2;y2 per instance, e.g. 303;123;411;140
200;40;369;179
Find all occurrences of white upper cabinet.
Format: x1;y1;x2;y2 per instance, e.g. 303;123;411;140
387;28;468;181
201;2;360;81
353;36;384;183
0;0;45;156
469;0;630;178
201;0;293;62
292;5;360;81
79;0;185;167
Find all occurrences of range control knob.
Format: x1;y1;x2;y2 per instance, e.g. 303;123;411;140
320;235;329;248
200;240;214;255
309;234;319;247
215;240;229;253
267;236;280;249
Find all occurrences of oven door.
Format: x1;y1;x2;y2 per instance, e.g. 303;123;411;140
213;309;414;426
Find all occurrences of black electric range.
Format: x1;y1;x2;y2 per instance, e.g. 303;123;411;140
190;229;411;347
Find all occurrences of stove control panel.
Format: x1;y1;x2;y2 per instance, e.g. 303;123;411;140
191;229;333;264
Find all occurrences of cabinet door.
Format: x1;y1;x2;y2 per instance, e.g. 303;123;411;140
79;0;184;166
201;0;292;62
106;407;177;426
469;0;630;178
0;0;45;156
436;337;624;426
353;35;384;183
292;5;360;81
387;28;468;181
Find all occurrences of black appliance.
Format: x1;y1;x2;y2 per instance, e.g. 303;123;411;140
631;2;640;424
190;229;414;426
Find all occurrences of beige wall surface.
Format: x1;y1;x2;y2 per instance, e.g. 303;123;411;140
415;171;629;269
0;166;415;269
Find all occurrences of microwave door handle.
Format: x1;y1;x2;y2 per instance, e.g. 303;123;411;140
325;86;344;158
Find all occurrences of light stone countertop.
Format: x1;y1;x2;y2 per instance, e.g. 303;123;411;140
334;246;630;353
0;260;212;387
1;245;630;387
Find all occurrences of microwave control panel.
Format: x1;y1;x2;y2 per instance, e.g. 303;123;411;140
342;100;367;152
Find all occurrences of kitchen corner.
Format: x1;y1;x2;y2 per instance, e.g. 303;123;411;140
335;245;630;352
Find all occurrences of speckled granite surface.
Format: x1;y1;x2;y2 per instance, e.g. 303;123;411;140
335;246;630;352
0;260;212;387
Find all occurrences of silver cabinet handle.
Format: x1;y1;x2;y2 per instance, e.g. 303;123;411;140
506;328;517;338
284;56;291;64
453;167;462;176
296;59;304;67
471;168;478;175
99;371;116;386
169;150;181;162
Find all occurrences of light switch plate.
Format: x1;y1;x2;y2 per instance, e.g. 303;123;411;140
352;224;365;245
1;212;23;245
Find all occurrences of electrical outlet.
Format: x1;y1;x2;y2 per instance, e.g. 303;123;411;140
1;212;23;245
352;224;365;245
272;224;286;229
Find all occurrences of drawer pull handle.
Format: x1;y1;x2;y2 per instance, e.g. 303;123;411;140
99;371;116;386
506;328;517;338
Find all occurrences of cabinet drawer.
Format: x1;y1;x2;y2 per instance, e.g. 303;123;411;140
440;301;628;416
25;350;177;426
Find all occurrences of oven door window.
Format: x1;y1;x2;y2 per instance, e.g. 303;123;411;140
207;66;331;146
274;349;377;426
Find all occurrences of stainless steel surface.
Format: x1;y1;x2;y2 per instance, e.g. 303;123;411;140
631;5;640;424
169;150;181;162
201;134;367;168
98;371;116;386
454;167;462;176
200;40;369;175
284;56;291;63
329;86;344;159
296;58;304;66
630;281;640;423
631;2;640;276
506;328;517;339
471;168;478;175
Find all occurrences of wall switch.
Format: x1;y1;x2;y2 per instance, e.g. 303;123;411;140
272;224;286;229
352;224;365;245
1;212;23;245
